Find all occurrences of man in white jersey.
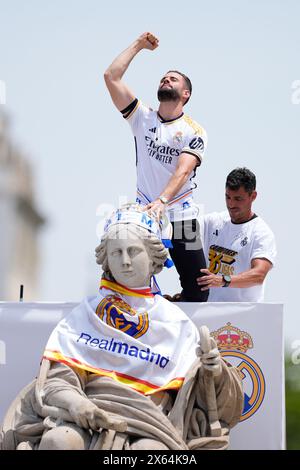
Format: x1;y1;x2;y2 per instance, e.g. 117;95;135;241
104;32;208;302
197;168;276;302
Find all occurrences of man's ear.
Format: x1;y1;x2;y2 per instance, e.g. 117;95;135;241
183;89;190;102
251;190;257;202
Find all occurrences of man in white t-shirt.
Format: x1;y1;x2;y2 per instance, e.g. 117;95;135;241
197;168;276;302
104;32;209;302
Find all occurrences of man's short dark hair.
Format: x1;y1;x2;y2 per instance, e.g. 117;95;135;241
226;168;256;194
167;70;192;105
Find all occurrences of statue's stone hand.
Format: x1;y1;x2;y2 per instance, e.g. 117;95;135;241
196;337;222;377
68;398;127;432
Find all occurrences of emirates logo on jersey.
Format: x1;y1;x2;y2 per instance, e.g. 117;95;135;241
144;136;180;164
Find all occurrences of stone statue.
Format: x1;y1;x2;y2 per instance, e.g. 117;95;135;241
0;204;243;450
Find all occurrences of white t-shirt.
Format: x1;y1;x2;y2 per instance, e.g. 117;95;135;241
200;211;276;302
125;100;208;222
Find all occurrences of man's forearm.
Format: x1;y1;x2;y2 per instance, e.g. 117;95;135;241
198;260;271;291
104;33;158;111
144;168;190;217
199;268;266;290
104;40;143;82
160;169;190;202
228;269;266;288
159;153;199;203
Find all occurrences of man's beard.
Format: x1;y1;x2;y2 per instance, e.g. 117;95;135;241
157;87;181;102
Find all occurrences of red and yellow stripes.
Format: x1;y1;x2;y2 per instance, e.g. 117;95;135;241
100;279;154;298
43;349;184;395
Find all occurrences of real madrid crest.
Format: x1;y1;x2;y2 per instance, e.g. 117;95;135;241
96;295;149;339
211;322;266;422
173;131;183;145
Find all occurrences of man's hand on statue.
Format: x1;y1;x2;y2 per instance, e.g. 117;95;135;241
197;269;224;290
138;32;159;50
68;399;126;432
144;199;165;220
196;337;222;376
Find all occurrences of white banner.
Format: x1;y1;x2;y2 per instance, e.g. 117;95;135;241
183;302;285;450
0;301;284;450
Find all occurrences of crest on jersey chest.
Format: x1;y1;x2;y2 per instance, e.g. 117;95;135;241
173;131;183;144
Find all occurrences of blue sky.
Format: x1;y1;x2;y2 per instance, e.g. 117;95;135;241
1;0;300;347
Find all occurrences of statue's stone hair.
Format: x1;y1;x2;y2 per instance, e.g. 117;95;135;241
95;223;168;280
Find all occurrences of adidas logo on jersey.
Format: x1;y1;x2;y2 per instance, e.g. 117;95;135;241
149;127;156;133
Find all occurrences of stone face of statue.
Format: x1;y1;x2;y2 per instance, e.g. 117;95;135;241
106;227;153;288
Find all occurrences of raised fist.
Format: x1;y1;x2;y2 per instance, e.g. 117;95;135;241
137;32;159;50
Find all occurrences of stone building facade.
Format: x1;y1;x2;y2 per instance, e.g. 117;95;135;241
0;110;44;300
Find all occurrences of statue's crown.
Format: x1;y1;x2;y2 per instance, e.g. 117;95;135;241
211;322;253;353
103;203;172;245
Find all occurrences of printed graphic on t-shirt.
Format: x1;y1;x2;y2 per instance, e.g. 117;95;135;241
208;244;238;276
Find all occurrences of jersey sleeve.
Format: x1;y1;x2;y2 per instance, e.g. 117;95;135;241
251;225;277;266
181;123;208;165
120;98;150;135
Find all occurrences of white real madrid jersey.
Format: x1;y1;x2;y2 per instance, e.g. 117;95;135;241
125;100;208;222
200;211;277;302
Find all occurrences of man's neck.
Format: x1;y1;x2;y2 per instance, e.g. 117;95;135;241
231;211;256;224
158;101;184;121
